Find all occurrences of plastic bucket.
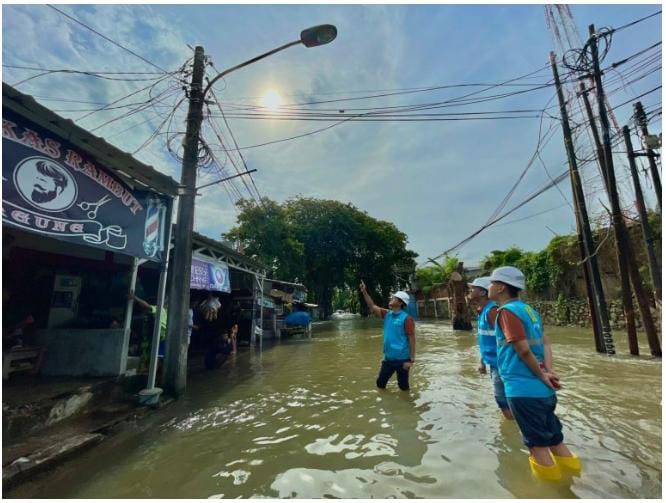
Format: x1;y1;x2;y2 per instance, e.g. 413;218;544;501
138;387;163;407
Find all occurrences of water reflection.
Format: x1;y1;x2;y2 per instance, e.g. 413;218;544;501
5;319;661;499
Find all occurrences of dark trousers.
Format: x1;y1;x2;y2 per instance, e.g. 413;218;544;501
376;359;410;391
507;395;563;447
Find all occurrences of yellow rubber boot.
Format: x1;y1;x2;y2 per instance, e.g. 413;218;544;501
553;453;581;472
529;455;562;481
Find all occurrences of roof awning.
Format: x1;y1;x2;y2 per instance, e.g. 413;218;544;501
3;83;180;197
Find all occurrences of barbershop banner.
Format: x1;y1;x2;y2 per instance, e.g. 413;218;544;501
191;256;231;293
2;108;171;262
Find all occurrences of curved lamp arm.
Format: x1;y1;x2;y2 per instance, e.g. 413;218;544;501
203;40;301;98
203;24;337;98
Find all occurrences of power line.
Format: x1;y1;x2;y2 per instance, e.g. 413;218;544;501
493;203;569;227
3;64;165;75
613;85;662;110
206;61;263;201
76;74;175;122
46;4;170;74
88;83;181;132
611;9;661;33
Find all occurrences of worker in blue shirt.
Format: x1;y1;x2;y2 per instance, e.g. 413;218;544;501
468;276;513;420
489;266;580;481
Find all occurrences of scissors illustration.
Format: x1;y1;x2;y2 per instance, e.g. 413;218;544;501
77;195;112;219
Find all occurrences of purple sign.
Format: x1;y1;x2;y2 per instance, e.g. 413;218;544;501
191;257;231;292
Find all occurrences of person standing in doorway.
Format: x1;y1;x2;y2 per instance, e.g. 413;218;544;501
468;276;513;420
359;280;415;391
128;291;168;360
188;298;200;347
489;266;580;481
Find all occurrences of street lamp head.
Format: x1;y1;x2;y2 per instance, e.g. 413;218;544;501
300;24;337;48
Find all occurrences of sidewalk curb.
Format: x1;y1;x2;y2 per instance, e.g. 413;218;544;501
3;396;176;491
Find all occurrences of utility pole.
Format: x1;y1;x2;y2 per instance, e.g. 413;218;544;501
164;46;206;395
550;52;613;354
623;125;661;306
634;101;662;211
580;83;638;352
574;211;604;352
588;25;661;357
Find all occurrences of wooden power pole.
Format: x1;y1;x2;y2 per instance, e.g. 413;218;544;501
579;83;638;352
623;125;662;306
634;101;662;211
588;25;661;357
164;46;207;395
551;52;613;354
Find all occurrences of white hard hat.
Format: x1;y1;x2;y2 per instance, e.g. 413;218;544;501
468;276;492;291
391;291;410;306
490;266;526;290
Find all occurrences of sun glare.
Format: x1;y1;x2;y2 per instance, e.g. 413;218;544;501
261;89;283;111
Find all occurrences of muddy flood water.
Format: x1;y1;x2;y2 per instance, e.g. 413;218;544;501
8;318;661;498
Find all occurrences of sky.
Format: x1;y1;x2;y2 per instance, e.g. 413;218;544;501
2;3;662;270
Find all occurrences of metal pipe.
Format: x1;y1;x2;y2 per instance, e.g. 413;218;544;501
147;210;175;390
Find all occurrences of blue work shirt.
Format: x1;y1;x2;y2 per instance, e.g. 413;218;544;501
495;299;554;398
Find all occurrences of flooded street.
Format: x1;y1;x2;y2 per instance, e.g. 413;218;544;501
9;318;661;499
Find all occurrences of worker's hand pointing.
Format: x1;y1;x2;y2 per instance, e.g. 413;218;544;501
359;280;367;293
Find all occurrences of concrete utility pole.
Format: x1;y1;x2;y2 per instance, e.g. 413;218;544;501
164;46;207;395
579;83;638;351
622;126;661;306
588;25;661;357
162;26;338;395
633;101;662;211
550;52;613;354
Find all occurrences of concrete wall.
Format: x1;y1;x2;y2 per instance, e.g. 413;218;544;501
417;300;451;319
529;299;661;332
35;328;128;376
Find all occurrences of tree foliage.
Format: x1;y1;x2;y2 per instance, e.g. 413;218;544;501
414;256;459;294
224;197;417;315
477;243;568;298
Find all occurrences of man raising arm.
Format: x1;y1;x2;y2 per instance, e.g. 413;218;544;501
360;280;415;390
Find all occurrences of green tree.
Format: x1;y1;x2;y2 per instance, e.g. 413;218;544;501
224;198;304;280
481;246;525;272
414;255;459;294
225;197;417;316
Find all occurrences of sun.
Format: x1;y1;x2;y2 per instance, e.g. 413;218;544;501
261;89;283;111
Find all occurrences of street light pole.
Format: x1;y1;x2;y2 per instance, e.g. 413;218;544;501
163;46;206;395
164;26;338;396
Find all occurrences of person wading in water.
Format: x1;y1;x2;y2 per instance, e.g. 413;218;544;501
468;276;513;420
489;266;580;481
359;280;416;391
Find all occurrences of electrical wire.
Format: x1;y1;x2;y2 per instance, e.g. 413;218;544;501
208;88;263;202
3;64;165;75
611;9;661;34
46;4;171;74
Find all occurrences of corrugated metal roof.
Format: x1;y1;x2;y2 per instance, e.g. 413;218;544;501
3;82;181;197
267;278;307;290
191;229;268;271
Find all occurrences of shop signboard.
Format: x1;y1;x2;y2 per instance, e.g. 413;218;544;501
191;256;231;293
2;108;171;262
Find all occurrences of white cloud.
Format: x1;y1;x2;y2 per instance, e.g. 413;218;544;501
3;4;660;264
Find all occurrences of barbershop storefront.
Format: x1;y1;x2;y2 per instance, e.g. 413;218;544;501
2;83;179;379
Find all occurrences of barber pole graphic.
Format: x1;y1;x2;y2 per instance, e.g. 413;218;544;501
143;197;165;257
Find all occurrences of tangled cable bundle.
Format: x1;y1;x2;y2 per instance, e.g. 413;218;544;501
562;27;613;73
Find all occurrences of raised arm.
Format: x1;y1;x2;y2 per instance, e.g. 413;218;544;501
359;280;383;317
128;291;151;311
